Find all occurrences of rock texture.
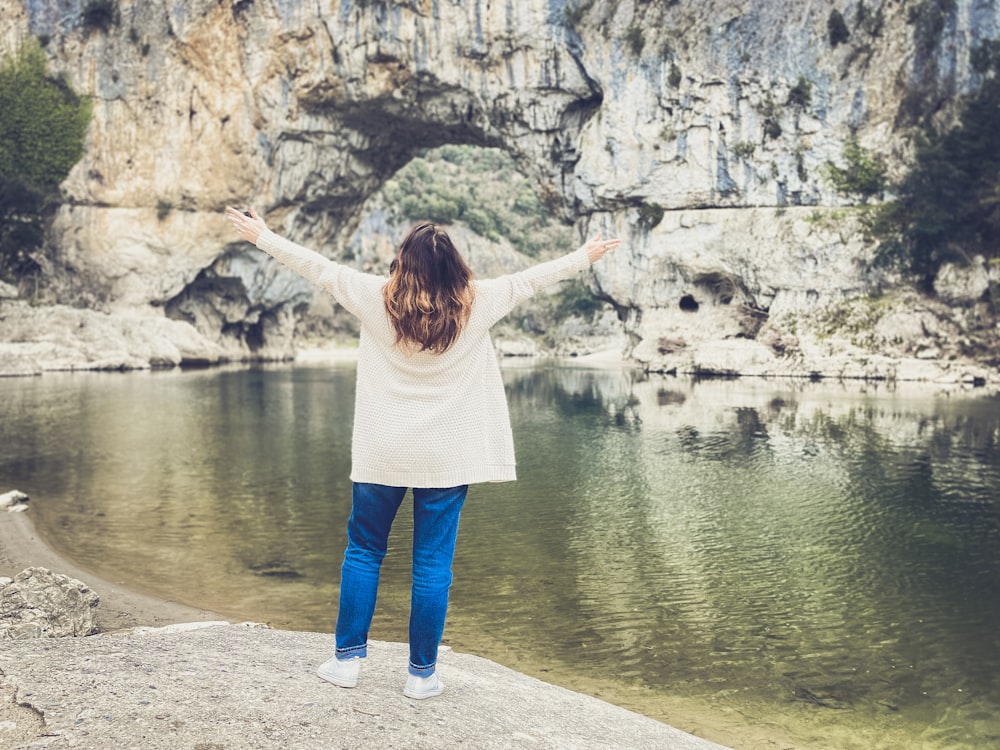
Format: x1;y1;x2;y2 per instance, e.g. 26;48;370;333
2;0;999;382
0;567;100;639
0;624;732;750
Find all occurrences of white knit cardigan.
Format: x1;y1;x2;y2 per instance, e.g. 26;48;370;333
256;229;593;487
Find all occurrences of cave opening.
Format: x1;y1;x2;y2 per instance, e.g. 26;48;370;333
679;294;699;312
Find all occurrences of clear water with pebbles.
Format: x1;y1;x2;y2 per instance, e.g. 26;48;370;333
1;362;998;750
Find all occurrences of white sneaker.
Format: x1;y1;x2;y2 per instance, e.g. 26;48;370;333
317;656;361;688
403;672;444;700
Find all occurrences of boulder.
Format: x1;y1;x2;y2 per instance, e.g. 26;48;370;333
934;257;990;305
0;348;43;377
0;490;29;512
691;339;777;377
0;300;233;374
0;567;100;639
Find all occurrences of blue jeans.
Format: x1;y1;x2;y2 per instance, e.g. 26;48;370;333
334;483;468;677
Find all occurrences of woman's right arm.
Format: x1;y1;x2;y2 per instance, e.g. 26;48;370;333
225;207;377;318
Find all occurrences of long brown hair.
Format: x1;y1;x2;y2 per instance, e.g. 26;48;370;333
383;222;474;354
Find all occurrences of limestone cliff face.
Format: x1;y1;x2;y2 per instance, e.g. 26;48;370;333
1;0;997;382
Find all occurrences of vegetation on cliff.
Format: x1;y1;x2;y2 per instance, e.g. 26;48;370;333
379;144;573;259
867;39;1000;293
0;40;91;284
823;139;887;204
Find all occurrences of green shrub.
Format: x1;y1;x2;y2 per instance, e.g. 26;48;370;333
0;40;91;281
758;93;782;140
511;188;542;217
462;207;497;239
869;70;1000;288
637;203;665;229
668;62;682;88
427;198;460;226
786;76;812;110
732;141;756;160
795;146;808;182
625;25;645;56
828;9;850;47
551;277;606;323
823;138;886;203
0;43;92;190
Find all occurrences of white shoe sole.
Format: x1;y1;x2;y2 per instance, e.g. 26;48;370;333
316;658;359;688
403;677;443;699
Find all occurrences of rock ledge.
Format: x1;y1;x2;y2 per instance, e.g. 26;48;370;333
0;624;731;750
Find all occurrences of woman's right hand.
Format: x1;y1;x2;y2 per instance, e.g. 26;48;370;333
581;231;622;263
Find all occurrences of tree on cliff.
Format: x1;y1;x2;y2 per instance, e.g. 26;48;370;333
870;39;1000;294
0;40;91;284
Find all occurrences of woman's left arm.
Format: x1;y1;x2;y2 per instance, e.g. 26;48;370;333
483;232;622;320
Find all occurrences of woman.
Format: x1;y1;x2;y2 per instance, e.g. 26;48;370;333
225;207;620;699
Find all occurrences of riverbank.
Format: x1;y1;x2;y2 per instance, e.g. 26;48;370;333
2;297;996;391
0;509;732;750
0;509;225;633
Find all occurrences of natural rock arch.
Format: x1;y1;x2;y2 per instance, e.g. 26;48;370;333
6;0;996;380
31;0;606;358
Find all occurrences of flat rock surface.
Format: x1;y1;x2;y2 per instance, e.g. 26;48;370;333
0;624;731;750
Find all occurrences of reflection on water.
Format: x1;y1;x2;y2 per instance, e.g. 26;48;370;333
1;363;999;750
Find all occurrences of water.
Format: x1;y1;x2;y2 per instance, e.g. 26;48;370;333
1;362;999;749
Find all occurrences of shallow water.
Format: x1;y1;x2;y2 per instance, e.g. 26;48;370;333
1;363;998;749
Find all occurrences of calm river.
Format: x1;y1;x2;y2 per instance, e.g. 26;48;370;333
1;362;998;749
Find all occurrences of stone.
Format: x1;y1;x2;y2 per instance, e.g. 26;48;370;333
0;628;731;750
691;339;778;377
934;257;991;305
0;300;233;374
0;490;29;511
0;567;100;639
0;348;42;378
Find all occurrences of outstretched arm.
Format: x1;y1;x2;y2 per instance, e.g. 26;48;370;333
226;205;339;285
224;206;377;319
581;232;622;264
226;206;268;244
514;231;621;294
480;231;622;325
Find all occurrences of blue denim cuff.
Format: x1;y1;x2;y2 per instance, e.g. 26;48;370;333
336;643;368;660
408;660;436;677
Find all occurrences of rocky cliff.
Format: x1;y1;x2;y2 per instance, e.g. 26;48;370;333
1;0;997;383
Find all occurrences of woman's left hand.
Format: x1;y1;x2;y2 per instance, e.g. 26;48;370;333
225;206;269;244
